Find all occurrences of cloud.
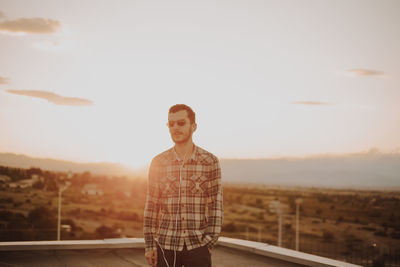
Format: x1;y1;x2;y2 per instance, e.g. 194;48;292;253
0;17;62;35
6;90;93;106
346;69;384;77
292;101;331;105
0;76;9;84
32;39;74;52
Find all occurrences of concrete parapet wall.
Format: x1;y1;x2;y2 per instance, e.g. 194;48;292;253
0;237;360;267
217;237;360;267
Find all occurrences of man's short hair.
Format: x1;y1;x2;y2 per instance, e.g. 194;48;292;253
169;104;196;124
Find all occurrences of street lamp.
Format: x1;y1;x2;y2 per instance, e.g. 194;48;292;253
295;198;303;251
269;200;282;247
57;172;72;241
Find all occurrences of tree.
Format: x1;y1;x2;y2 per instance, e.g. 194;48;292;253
336;215;344;224
27;206;56;230
8;213;29;230
322;230;334;242
95;225;116;238
26;167;43;177
222;222;237;233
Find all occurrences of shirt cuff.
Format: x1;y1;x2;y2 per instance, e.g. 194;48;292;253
145;244;157;252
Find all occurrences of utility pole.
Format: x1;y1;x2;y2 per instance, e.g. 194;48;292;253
57;172;72;241
269;200;283;247
278;207;282;247
295;198;303;251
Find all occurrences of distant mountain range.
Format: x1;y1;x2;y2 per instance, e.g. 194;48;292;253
1;151;399;189
220;152;400;189
0;153;139;176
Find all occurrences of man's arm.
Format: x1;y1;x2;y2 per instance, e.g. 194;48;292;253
143;158;161;253
204;159;223;249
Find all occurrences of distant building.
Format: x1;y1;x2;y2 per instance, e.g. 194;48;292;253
8;182;18;188
268;201;289;214
81;184;103;196
0;175;11;183
17;179;35;188
61;224;72;232
8;180;34;189
4;176;40;189
0;175;12;188
30;174;42;183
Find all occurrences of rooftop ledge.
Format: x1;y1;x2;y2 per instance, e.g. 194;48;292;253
0;237;360;267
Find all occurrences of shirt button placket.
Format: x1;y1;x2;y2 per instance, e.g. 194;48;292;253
181;166;188;243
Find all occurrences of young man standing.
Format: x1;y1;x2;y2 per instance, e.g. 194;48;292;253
144;104;223;267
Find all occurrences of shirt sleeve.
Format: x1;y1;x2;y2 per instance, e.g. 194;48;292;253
143;157;161;252
204;158;223;248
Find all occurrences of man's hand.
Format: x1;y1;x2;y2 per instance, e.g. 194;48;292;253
145;249;158;266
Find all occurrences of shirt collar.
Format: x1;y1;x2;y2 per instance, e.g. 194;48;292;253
171;144;198;163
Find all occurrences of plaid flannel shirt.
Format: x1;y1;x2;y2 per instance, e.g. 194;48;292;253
143;145;223;252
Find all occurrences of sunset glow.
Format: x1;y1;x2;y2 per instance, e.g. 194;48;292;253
1;0;399;168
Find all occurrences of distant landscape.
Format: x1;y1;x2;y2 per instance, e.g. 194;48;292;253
221;151;400;188
0;153;141;177
0;162;399;266
1;150;399;188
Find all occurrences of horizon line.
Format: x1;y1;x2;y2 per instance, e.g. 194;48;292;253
1;147;399;168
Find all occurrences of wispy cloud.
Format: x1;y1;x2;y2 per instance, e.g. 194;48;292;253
0;76;9;84
32;39;74;52
292;101;331;105
0;17;62;35
346;69;384;77
6;90;93;106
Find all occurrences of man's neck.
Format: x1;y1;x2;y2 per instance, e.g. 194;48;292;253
174;140;194;161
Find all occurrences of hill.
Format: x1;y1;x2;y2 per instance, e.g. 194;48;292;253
0;153;139;176
1;151;399;188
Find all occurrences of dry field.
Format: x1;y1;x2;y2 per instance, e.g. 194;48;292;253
1;177;399;265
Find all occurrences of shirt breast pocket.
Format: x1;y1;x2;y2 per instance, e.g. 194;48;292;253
188;174;208;195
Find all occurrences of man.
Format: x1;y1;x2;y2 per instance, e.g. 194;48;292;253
144;104;223;267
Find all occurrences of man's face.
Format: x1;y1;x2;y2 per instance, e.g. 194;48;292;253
168;110;195;144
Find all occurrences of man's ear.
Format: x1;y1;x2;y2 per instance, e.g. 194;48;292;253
192;123;197;132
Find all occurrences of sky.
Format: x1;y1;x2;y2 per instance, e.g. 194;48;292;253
0;0;399;168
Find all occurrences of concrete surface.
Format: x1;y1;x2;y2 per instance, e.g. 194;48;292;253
0;246;305;267
0;237;360;267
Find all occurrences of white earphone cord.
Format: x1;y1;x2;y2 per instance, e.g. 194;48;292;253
157;149;189;267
